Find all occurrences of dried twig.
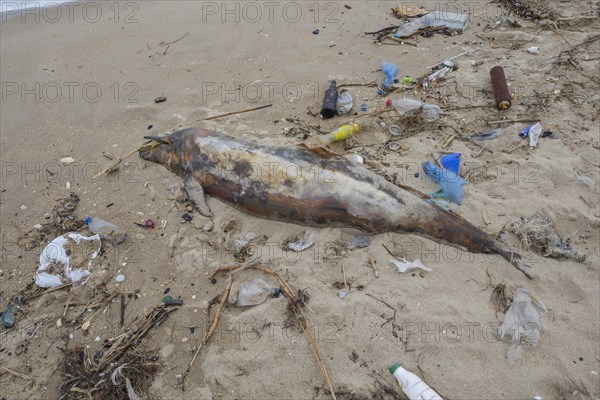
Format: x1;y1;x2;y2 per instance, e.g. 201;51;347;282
368;256;379;278
0;366;32;380
207;262;337;399
174;103;273;131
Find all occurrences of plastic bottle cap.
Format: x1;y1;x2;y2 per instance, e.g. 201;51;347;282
386;99;392;106
84;217;92;225
388;363;401;375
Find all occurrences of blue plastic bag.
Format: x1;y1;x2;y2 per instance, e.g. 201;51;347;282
422;161;466;205
381;62;399;90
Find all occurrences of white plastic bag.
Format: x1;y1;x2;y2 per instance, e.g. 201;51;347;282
35;232;101;288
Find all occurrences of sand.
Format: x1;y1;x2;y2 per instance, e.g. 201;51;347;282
1;1;599;399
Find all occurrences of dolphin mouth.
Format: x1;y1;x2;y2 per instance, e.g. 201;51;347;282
143;135;169;144
138;139;170;164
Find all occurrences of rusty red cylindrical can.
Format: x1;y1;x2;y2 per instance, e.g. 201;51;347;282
490;66;511;110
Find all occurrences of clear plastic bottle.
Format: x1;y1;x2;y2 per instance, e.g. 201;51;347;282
386;98;441;122
317;124;360;145
389;363;442;400
236;279;281;306
84;217;126;245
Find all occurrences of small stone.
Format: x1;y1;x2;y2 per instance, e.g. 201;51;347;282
115;274;126;283
0;269;3;277
164;288;170;294
338;291;348;299
211;278;217;284
312;29;319;35
154;96;167;103
147;124;153;130
34;224;42;230
66;181;71;189
20;205;27;210
95;336;101;342
182;213;193;222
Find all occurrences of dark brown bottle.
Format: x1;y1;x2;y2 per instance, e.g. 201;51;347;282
320;80;338;119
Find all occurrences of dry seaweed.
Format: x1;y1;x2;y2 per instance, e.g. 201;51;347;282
496;0;559;21
510;214;586;262
60;304;175;399
17;193;85;249
61;349;160;400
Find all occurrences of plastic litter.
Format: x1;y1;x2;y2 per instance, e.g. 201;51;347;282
317;124;360;145
381;62;399;90
235;279;281;307
35;232;101;288
577;175;596;189
440;153;461;175
0;302;17;328
361;102;367;112
394;11;468;38
336;91;353;115
527;122;543;148
85;216;126;245
527;46;540;54
233;232;257;253
427;60;455;82
387;141;401;151
288;231;316;252
495;288;547;361
391;257;432;273
425;10;468;31
422;161;466;205
337;290;348;299
389;362;442;400
351;151;364;164
348;235;373;250
389;125;403;136
473;128;502;140
386;98;442;122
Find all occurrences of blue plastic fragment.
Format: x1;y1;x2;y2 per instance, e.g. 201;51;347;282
440;153;461;175
422;161;466;205
381;62;399;90
519;125;532;138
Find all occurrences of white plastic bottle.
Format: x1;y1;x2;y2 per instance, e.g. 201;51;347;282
85;217;126;245
388;363;442;400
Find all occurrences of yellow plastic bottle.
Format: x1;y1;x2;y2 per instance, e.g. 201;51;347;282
317;123;359;145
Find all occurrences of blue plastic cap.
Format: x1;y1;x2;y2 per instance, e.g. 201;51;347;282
84;217;92;225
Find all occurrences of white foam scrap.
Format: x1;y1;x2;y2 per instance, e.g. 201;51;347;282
390;257;432;273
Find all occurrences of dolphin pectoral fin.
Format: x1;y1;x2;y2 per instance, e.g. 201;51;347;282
184;175;212;217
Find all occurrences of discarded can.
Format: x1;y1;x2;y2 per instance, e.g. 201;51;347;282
490;66;511;110
320;80;338;119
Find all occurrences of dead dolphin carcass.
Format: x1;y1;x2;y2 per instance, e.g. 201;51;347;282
139;127;533;278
